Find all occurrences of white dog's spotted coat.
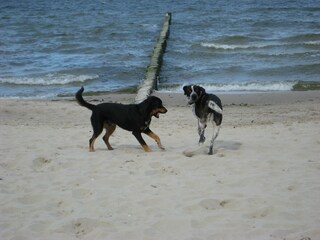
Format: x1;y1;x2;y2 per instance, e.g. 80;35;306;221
183;85;223;155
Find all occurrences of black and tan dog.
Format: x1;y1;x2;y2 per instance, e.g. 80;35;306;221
183;85;223;155
76;87;167;152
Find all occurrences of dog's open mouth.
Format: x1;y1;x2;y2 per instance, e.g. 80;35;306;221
152;108;167;118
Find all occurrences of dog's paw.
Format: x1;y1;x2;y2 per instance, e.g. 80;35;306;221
142;145;152;152
158;144;165;150
199;135;206;144
208;145;213;155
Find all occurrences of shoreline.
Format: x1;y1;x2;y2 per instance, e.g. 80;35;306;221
61;89;320;106
2;90;319;128
2;89;320;105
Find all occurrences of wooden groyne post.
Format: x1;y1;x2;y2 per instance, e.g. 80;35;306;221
135;13;171;103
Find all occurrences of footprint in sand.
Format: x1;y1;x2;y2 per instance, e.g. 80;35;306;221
72;189;93;199
67;218;112;238
216;141;242;151
246;206;274;219
183;141;242;157
183;150;195;157
145;166;179;176
56;200;75;216
146;162;180;176
183;146;207;157
199;199;221;210
69;218;111;238
199;199;234;210
17;194;44;205
32;157;53;172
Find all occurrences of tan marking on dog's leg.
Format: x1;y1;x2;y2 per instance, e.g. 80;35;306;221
103;124;116;150
146;131;165;150
132;131;152;152
142;144;152;152
89;137;97;152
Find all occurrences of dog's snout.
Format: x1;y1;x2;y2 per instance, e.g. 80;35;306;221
161;106;168;113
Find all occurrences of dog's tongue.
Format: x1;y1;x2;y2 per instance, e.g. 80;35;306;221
155;112;160;118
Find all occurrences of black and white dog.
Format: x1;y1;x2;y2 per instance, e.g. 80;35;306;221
183;85;223;155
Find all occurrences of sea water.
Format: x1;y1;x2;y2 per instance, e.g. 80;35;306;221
1;0;319;98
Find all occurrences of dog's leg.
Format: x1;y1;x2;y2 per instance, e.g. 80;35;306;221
103;123;116;150
132;131;152;152
198;119;207;144
89;117;104;152
89;137;97;152
143;128;165;150
208;123;221;155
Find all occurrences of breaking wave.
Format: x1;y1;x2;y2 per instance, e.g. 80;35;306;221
0;74;99;86
158;81;297;93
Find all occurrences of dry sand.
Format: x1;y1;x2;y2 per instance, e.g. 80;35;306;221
1;91;320;240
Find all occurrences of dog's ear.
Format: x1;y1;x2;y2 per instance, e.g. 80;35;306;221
139;96;156;116
198;86;206;97
183;85;191;95
200;86;206;95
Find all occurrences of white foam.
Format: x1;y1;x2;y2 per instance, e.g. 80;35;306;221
204;82;295;92
0;92;58;100
201;42;252;50
201;42;280;50
305;40;320;45
0;74;99;86
159;81;297;93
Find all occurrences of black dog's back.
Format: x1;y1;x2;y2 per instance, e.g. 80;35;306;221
76;87;145;132
93;102;144;132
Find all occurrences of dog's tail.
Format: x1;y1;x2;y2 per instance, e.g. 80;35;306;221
208;100;223;114
75;87;95;111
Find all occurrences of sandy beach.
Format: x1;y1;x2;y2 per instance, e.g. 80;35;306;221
1;90;320;240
